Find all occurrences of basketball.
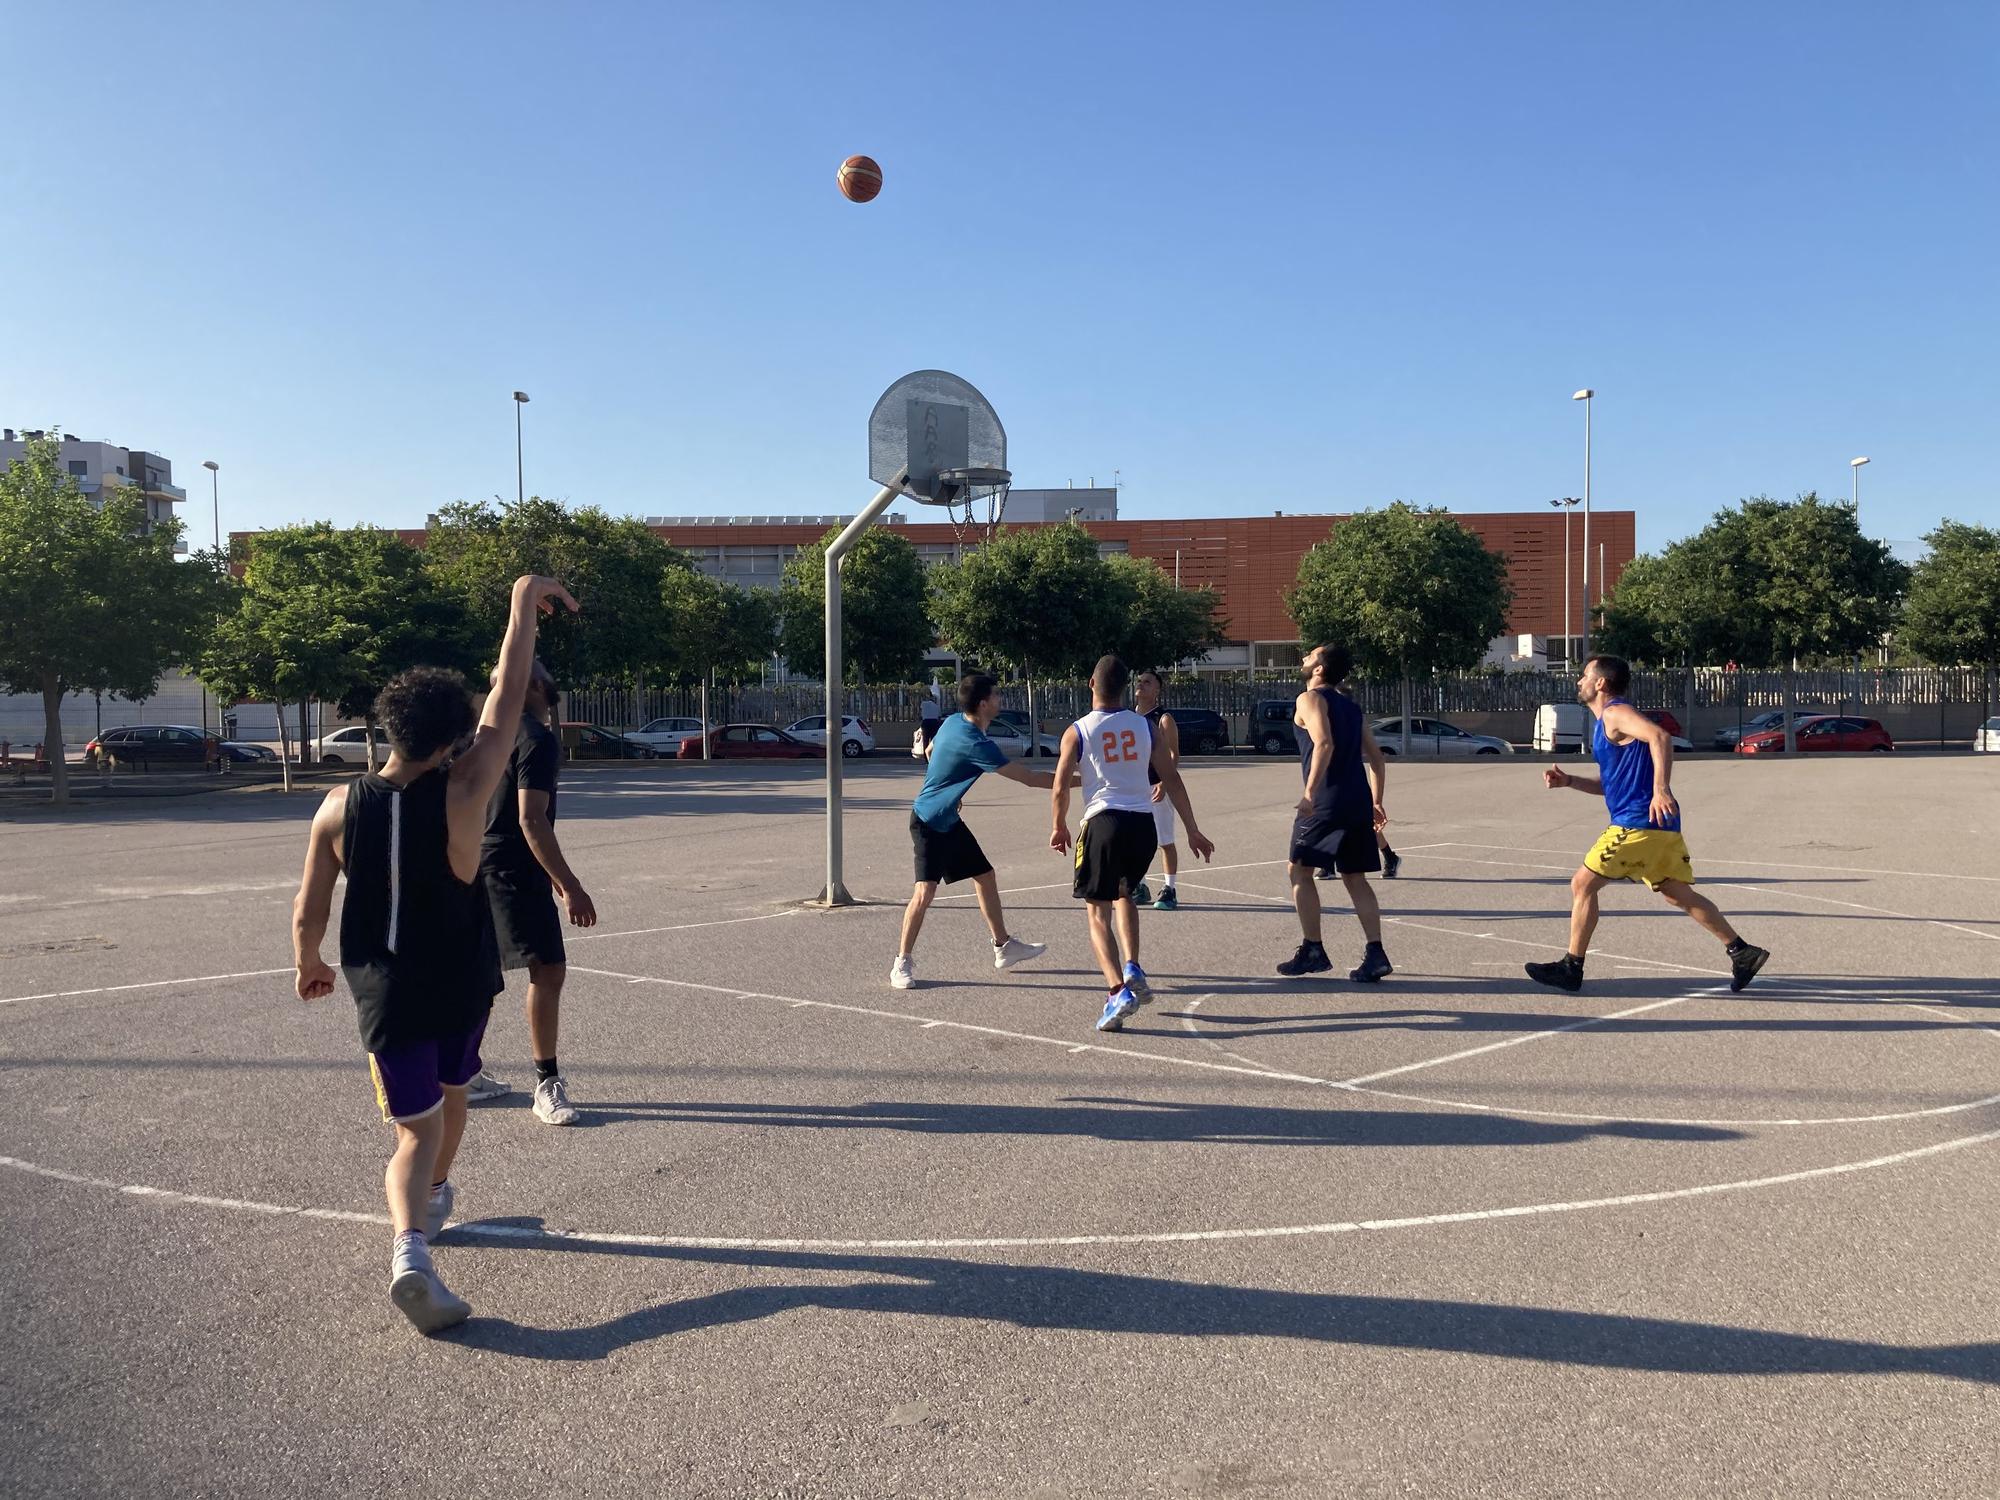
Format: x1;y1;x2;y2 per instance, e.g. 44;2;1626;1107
837;154;882;203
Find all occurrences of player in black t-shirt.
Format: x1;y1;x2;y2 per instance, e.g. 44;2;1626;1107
474;659;595;1124
292;575;578;1334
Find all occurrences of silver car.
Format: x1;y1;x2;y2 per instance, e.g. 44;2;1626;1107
1976;717;2000;754
1372;716;1516;756
625;717;708;754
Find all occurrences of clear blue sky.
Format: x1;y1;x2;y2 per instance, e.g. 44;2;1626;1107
3;2;1993;557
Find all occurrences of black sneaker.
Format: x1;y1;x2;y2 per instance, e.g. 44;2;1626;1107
1350;944;1393;983
1728;943;1770;993
1277;942;1333;978
1525;957;1584;992
1382;849;1400;879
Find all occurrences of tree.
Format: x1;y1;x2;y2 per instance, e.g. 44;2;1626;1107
660;568;778;686
1593;530;1753;728
425;498;680;686
776;526;934;684
1901;520;2000;731
0;434;212;804
928;523;1127;741
1285;503;1512;751
1102;555;1227;673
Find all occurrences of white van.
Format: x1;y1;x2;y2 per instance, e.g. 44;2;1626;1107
1532;703;1590;753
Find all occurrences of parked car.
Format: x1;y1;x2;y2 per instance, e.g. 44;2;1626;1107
1158;707;1230;755
1977;717;2000;754
1639;711;1695;752
1372;716;1515;755
624;716;708;755
83;724;219;770
1532;703;1589;753
1713;707;1827;752
218;740;280;765
786;714;876;758
679;723;826;760
560;722;657;759
1737;716;1894;754
984;719;1062;758
1249;699;1297;755
314;724;377;763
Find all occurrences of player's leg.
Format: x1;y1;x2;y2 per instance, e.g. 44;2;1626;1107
1086;900;1124;990
524;959;576;1124
1376;828;1400;879
384;1105;444;1238
1278;859;1333;976
1340;870;1394;981
1525;864;1609;992
892;880;937;988
970;870;1009;944
422;1017;486;1237
1656;879;1769;991
371;1047;470;1333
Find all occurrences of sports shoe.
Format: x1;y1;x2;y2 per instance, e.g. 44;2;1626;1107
532;1075;580;1126
889;956;916;990
1524;956;1584;992
1276;942;1333;978
1152;886;1179;911
1122;961;1153;1007
1350;944;1394;983
390;1267;472;1335
1096;988;1141;1032
994;936;1046;971
1382;849;1401;879
1728;943;1770;993
464;1069;511;1102
424;1180;454;1240
1131;882;1152;906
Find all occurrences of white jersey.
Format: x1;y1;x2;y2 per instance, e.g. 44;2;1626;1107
1074;708;1155;820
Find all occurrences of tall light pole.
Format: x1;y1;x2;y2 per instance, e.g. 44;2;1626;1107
201;460;220;754
1573;390;1593;659
1850;455;1870;520
1550;496;1580;666
512;391;530;504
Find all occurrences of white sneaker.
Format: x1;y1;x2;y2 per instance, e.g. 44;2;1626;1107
390;1267;471;1334
424;1180;455;1239
532;1074;580;1126
889;956;916;990
464;1069;511;1102
994;937;1046;971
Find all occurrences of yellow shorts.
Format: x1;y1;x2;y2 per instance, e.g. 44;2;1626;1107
1584;826;1693;891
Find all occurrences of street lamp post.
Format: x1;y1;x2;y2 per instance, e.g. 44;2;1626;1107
513;391;530;505
1550;497;1580;667
1572;390;1593;659
202;460;220;752
1850;455;1869;519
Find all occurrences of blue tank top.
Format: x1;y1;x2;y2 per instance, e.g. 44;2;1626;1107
1295;688;1371;822
1594;698;1679;831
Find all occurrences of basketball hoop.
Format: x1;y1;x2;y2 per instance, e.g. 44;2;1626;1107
935;465;1012;546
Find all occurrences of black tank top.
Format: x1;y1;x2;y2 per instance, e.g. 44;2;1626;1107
1143;706;1167;785
339;769;501;1052
1294;687;1370;823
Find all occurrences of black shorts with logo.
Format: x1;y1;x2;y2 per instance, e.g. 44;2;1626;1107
1290;813;1381;876
484;863;566;970
911;811;993;886
1072;809;1159;903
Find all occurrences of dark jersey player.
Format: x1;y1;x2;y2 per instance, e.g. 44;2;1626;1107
292;574;578;1334
1526;654;1769;993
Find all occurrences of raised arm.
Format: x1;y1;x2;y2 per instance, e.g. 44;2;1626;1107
1049;725;1082;853
293;788;346;1001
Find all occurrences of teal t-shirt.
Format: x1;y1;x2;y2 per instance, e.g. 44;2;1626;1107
913;714;1008;829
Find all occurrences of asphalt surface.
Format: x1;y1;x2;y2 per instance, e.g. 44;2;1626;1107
3;753;1996;1498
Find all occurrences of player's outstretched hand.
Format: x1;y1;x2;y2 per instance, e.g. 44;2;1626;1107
564;885;598;928
1050;823;1072;855
1544;766;1570;789
513;574;580;617
296;958;336;1002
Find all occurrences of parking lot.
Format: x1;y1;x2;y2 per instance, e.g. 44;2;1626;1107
3;754;1996;1498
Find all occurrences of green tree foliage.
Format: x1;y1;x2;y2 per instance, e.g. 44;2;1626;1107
1901;520;2000;725
1103;555;1227;673
660;567;778;685
928;523;1125;680
425;498;680;685
777;526;934;683
0;434;212;804
1285;503;1512;748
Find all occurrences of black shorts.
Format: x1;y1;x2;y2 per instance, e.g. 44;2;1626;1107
1073;809;1158;903
1290;814;1381;876
485;865;566;970
911;811;992;886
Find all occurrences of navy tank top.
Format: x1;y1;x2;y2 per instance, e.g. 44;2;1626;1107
1295;687;1371;823
1594;698;1680;831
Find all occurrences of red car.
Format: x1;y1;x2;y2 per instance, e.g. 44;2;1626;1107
678;723;826;760
1737;716;1894;754
1641;709;1684;737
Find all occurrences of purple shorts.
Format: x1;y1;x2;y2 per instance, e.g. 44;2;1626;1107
367;1016;489;1123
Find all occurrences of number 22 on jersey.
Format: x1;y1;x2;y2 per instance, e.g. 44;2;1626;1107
1100;728;1140;762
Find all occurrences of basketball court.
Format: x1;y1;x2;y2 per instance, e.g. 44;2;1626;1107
4;754;1995;1498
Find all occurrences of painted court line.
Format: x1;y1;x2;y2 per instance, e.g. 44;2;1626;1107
1336;995;1702;1086
6;1127;1996;1251
0;968;293;1008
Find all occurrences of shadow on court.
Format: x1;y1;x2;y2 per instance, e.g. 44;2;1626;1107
438;1239;2000;1383
568;1096;1740;1147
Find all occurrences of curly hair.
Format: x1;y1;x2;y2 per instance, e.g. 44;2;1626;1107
373;667;475;760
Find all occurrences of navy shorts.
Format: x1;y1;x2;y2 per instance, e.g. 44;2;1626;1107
368;1014;490;1123
1290;814;1381;876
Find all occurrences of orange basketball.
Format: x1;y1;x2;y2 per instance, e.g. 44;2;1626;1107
837;155;882;203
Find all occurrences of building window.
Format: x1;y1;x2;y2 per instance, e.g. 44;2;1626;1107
69;460;88;476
